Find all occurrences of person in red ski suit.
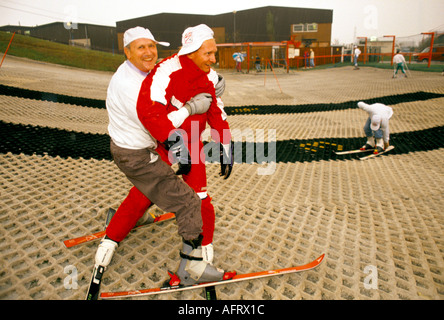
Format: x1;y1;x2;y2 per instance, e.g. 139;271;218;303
137;24;233;265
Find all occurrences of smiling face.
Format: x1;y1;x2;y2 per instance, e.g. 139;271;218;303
187;39;217;73
124;38;158;73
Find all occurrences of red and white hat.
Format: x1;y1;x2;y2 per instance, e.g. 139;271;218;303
123;26;170;47
178;24;214;56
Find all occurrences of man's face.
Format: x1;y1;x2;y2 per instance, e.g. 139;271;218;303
188;39;217;73
124;38;158;73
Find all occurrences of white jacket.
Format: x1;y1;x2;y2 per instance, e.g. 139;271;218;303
393;53;406;64
358;102;393;142
106;60;158;151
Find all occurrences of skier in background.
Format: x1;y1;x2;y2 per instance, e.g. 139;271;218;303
309;49;315;68
353;45;361;70
255;54;261;72
393;49;408;78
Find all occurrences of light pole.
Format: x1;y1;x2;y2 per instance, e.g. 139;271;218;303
421;32;435;68
233;11;236;43
384;35;396;65
357;36;367;64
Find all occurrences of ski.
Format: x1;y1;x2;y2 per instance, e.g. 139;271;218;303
334;148;373;155
205;286;217;300
100;253;325;299
360;145;395;160
64;209;175;248
86;265;105;300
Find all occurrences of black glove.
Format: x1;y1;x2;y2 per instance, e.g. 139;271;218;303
164;131;191;176
219;141;234;179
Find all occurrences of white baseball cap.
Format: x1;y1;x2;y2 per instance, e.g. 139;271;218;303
178;24;214;56
371;114;382;131
123;26;170;47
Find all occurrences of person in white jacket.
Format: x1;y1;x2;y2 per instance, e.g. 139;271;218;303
354;46;361;69
393;49;407;78
357;102;394;153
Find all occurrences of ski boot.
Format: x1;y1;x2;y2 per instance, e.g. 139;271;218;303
374;138;384;154
95;237;118;269
373;146;384;154
202;243;214;264
175;235;229;286
360;137;375;151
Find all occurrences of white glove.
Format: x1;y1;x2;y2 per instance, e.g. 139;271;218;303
184;93;212;115
95;238;118;268
215;74;225;97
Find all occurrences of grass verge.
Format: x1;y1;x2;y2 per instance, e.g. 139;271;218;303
0;31;124;72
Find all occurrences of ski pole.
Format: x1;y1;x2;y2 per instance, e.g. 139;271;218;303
404;62;412;78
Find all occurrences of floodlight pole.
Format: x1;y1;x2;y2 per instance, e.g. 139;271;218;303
421;32;435;68
0;32;15;68
233;11;236;43
357;37;367;64
384;35;396;65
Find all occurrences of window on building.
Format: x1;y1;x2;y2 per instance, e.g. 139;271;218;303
292;24;304;33
306;23;318;32
292;23;318;33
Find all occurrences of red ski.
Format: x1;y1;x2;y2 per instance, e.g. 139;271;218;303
63;210;175;248
100;253;325;299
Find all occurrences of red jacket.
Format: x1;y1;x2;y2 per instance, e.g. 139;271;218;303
137;54;231;145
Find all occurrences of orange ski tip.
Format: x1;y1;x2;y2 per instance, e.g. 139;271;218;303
223;271;237;280
154;212;175;222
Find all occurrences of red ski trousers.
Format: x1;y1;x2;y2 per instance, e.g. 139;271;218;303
106;140;215;246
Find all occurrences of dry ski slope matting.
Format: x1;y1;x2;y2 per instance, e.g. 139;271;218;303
1;56;443;300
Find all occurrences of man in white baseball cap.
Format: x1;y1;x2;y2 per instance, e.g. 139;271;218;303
122;26;169;73
91;26;214;296
123;26;170;48
357;101;394;153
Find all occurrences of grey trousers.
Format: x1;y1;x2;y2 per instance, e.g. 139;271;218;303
110;140;202;240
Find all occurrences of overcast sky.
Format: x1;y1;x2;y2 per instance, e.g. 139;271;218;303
1;0;443;44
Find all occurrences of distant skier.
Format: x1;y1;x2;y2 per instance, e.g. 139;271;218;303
353;46;361;69
393;49;407;78
357;102;393;154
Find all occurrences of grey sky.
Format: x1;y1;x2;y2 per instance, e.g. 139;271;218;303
1;0;443;44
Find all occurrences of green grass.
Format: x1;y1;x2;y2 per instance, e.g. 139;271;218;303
2;31;442;73
0;31;125;72
298;59;443;73
358;61;444;73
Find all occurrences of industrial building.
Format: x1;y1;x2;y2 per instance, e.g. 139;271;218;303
1;6;333;69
